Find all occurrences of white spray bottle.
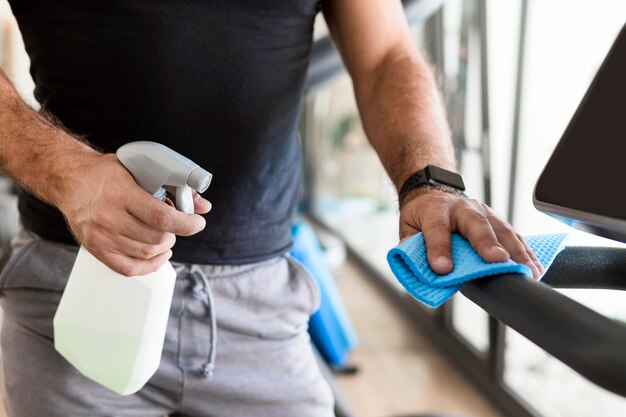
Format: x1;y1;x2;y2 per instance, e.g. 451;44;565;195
53;141;212;395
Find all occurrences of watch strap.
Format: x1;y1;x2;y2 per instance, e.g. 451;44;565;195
398;165;466;205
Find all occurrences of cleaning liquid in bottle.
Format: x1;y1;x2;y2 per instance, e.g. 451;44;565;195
53;141;212;395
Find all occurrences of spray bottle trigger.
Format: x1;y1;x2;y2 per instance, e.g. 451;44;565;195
163;185;193;213
175;185;194;214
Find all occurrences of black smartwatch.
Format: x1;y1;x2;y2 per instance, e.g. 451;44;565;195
398;165;466;204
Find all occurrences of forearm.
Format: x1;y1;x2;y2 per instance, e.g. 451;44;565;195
0;71;210;274
0;70;99;207
324;0;541;276
354;48;455;190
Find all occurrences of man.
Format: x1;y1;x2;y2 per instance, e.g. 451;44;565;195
0;0;542;416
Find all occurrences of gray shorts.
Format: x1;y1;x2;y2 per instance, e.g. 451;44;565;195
0;228;334;417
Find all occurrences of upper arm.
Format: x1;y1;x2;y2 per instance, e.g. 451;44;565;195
322;0;418;85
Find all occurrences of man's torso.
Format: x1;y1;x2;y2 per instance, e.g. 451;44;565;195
10;0;321;264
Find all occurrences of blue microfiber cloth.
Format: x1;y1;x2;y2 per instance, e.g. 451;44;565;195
387;233;568;308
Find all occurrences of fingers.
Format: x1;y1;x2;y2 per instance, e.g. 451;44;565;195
455;204;510;264
82;227;174;276
107;214;174;245
486;212;542;278
165;190;212;214
103;249;173;277
128;195;206;237
521;235;545;276
193;191;212;214
86;186;197;244
400;191;544;278
83;222;177;274
60;154;212;277
455;204;541;278
112;231;176;260
421;206;454;274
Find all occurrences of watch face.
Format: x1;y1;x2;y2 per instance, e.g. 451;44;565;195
427;165;466;191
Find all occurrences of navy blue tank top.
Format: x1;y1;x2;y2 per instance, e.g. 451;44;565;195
10;0;320;264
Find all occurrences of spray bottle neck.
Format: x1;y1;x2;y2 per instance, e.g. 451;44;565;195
153;188;167;202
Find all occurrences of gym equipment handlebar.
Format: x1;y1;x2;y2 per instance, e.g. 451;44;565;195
461;246;626;397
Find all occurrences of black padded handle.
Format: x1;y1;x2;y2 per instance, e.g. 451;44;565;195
461;273;626;397
542;246;626;290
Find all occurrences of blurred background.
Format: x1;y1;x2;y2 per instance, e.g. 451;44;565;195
1;1;626;417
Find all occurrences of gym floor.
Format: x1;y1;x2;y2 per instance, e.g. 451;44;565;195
334;259;501;417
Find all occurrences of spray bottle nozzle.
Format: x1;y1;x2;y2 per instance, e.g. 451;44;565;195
188;166;212;193
116;141;212;213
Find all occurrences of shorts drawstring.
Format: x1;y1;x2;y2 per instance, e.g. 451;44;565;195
189;265;217;379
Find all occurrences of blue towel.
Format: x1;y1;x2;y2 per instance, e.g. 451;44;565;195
387;233;568;308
